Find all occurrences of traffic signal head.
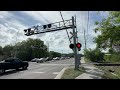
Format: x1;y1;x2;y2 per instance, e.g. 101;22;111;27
48;24;52;28
76;43;82;51
76;43;81;48
43;25;47;29
69;44;74;49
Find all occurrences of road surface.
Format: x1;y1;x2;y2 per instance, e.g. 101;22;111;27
0;58;74;79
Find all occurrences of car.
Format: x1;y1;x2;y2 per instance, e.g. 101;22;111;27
66;57;70;59
46;57;53;61
0;58;29;74
53;57;60;60
60;57;65;60
36;58;44;63
44;57;49;62
31;58;39;62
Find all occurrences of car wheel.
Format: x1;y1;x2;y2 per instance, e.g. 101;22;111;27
0;69;5;74
22;65;28;70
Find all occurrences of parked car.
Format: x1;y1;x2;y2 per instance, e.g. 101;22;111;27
36;58;44;63
44;57;49;62
46;57;53;61
60;57;65;60
31;58;39;62
0;58;29;74
66;57;70;59
53;57;60;60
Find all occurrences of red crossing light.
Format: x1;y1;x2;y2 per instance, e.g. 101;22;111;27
76;43;82;51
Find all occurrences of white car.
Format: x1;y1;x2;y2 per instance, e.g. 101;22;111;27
31;58;39;62
36;58;44;63
53;57;60;60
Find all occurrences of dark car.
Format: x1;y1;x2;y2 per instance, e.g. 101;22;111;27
0;58;29;74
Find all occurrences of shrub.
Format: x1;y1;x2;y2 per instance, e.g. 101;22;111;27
84;48;104;62
104;54;120;63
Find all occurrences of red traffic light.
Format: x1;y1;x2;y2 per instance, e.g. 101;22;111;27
69;44;74;49
76;43;82;48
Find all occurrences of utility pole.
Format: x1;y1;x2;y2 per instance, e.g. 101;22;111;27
72;16;79;70
84;27;87;50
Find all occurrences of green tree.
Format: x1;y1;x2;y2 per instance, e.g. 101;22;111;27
49;51;61;58
3;45;14;58
15;38;48;61
94;11;120;53
84;48;104;62
0;46;3;55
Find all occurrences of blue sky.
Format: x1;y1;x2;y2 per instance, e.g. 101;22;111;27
0;11;109;54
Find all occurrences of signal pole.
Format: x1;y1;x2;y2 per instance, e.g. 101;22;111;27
72;16;79;70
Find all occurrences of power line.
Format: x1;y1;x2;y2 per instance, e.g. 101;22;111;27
59;11;71;44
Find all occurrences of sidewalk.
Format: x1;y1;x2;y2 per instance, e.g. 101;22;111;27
75;57;104;79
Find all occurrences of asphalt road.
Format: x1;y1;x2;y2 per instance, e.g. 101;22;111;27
0;58;74;79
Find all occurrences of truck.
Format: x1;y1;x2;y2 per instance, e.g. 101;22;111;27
0;58;29;75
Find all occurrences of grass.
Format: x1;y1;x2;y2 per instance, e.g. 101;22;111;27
61;67;85;79
96;66;120;79
84;58;92;63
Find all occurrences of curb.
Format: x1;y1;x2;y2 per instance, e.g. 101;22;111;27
54;67;69;79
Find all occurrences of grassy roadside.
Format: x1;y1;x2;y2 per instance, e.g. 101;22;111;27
61;67;85;79
84;57;120;79
84;58;92;63
96;66;120;79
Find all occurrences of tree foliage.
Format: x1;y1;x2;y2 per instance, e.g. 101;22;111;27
15;38;48;61
3;45;14;57
94;11;120;53
84;48;104;62
49;51;61;58
0;38;63;61
0;46;3;55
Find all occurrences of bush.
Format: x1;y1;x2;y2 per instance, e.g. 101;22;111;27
84;48;104;62
104;54;120;63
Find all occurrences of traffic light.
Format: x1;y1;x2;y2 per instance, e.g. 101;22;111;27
43;25;47;29
48;24;52;28
24;28;34;36
76;43;82;51
69;44;74;49
43;24;52;29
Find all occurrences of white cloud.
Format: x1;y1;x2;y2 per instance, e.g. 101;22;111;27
0;11;109;53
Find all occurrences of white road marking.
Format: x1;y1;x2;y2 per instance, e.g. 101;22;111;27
21;71;45;74
39;64;74;66
53;72;59;74
31;72;45;74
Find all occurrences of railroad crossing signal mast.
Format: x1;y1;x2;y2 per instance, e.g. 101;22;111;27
24;16;81;70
